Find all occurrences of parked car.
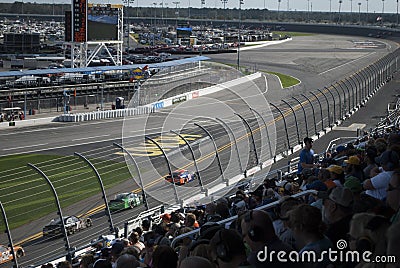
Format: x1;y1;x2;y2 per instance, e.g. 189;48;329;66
43;216;92;237
165;170;196;185
108;193;141;212
0;244;24;264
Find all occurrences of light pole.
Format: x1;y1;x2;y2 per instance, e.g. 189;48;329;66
397;0;399;26
307;0;310;22
172;1;180;28
350;0;353;13
277;0;281;20
264;0;266;21
287;0;289;11
160;1;164;26
381;0;385;26
188;0;191;19
237;0;243;70
338;0;343;24
365;0;368;23
221;0;228;47
358;2;361;24
153;2;157;27
329;0;332;22
123;0;135;54
201;0;205;51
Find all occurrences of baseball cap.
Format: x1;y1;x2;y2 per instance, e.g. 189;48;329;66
344;176;363;194
111;242;124;255
344;156;361;166
336;145;346;153
319;187;354;207
326;165;344;174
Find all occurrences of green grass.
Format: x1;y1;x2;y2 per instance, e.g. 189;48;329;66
273;31;314;37
264;71;300;88
0;154;132;230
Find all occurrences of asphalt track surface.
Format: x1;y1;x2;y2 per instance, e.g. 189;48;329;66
0;34;399;266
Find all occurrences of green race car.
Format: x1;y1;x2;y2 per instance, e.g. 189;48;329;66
108;193;141;212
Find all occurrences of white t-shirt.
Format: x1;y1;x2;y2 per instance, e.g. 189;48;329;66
365;171;393;200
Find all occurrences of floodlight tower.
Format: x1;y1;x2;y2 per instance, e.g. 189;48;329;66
123;0;134;54
221;0;228;47
237;0;243;70
172;1;180;27
338;0;343;24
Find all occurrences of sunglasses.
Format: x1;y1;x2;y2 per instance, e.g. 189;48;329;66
387;183;400;192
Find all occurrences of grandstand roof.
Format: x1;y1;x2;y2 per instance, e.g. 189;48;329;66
0;56;210;78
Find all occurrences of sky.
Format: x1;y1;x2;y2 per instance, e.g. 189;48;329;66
3;0;399;14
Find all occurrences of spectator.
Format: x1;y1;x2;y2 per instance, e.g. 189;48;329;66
386;170;400;223
141;219;151;232
179;256;213;268
348;213;390;268
241;209;293;268
363;147;378;179
79;254;95;268
386;221;400;268
184;213;199;229
273;197;302;250
320;187;354;245
152;245;178;268
215;201;230;219
326;165;345;186
344;176;363;200
110;242;124;264
177;227;195;266
343;155;364;181
208;229;246;268
56;261;72;268
128;231;145;255
115;254;140;268
317;168;336;190
297;137;317;179
248;186;264;208
93;259;112;268
363;150;399;200
288;204;333;268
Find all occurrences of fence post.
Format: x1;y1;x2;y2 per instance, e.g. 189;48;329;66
337;82;351;114
249;108;274;160
234;113;260;167
310;92;325;132
343;78;356;110
215;117;245;177
281;100;301;145
194;123;228;185
270;103;292;153
113;143;149;211
292;97;309;139
317;88;332;128
300;94;319;137
0;201;19;268
170;130;206;193
325;86;339;123
74;152;116;234
27;163;73;263
145;136;182;207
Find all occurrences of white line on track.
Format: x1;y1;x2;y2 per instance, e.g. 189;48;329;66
72;134;111;141
3;143;49;151
318;52;376;75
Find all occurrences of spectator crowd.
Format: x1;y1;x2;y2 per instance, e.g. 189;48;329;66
43;129;400;268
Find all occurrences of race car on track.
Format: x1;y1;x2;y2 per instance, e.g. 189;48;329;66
165;170;196;185
108;192;141;212
42;215;92;237
0;244;24;264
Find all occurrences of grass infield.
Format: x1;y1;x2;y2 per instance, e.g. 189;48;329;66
0;154;131;230
264;71;301;88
